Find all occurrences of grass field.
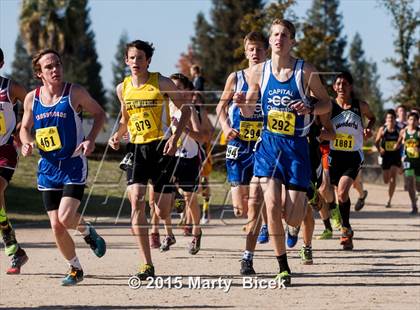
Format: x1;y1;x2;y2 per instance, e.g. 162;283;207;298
6;153;231;223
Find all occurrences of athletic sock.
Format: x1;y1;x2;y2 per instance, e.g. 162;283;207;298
323;219;333;231
276;254;291;274
68;256;82;270
203;199;209;212
339;199;351;229
242;250;254;261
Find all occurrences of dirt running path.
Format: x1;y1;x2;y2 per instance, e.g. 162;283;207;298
1;184;419;309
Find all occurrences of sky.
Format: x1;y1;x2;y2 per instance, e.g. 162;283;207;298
1;0;418;106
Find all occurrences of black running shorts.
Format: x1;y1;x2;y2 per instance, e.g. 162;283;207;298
42;184;85;211
329;150;363;186
126;140;175;193
173;156;200;193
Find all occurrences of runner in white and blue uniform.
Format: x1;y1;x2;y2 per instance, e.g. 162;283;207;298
20;49;106;286
217;32;267;219
234;20;331;285
216;32;269;276
225;70;263;189
33;82;88;190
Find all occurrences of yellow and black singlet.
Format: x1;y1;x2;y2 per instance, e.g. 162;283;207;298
122;73;171;144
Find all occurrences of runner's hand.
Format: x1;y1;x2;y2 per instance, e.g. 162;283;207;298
163;135;178;156
76;139;95;156
108;135;120;150
223;127;239;141
21;142;34;157
363;128;372;139
290;100;312;115
233;92;246;106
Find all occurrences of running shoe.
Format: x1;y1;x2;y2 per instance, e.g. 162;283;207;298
257;224;269;244
188;231;202;255
1;226;18;256
275;270;291;287
160;235;176;252
83;223;106;258
62;266;84;286
200;209;210;225
330;207;342;230
6;248;28;275
385;201;392;208
409;207;418;215
355;190;368;211
150;232;161;249
340;227;354;251
299;246;313;265
201;200;210;224
240;259;256;275
286;225;300;248
136;264;155;280
316;228;333;240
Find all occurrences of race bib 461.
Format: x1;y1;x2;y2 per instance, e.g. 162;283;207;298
35;126;62;152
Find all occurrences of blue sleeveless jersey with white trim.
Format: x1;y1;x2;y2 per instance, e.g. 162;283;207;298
32;83;84;161
227;70;263;133
225;70;263;184
260;59;313;138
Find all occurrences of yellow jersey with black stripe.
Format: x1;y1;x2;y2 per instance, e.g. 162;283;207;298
122;73;171;144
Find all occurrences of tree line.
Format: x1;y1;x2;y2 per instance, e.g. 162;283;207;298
8;0;419;121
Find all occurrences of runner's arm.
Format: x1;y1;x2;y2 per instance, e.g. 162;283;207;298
185;106;207;143
374;127;385;154
109;83;129;150
394;128;405;150
160;75;191;155
319;112;336;141
71;84;105;143
301;63;331;115
237;64;262;117
10;81;27;104
216;72;238;140
10;81;27;147
360;101;376;139
19;91;35;156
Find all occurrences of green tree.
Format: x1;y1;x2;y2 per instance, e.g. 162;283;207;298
190;0;264;90
236;0;296;69
108;31;129;117
349;33;384;122
191;12;214;81
411;41;420;107
380;0;419;108
18;0;106;107
176;45;198;78
296;0;348;90
19;0;68;55
63;0;106;107
10;35;38;91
